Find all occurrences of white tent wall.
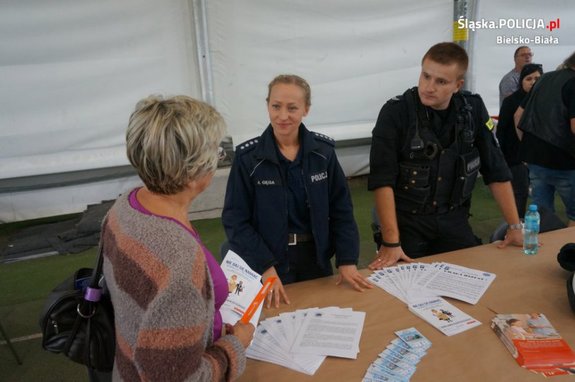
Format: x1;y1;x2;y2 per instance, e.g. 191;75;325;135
207;0;452;175
0;0;453;223
469;0;574;116
0;0;202;222
1;1;573;223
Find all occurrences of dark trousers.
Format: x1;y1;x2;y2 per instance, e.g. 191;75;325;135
397;206;481;258
279;242;333;285
510;163;529;218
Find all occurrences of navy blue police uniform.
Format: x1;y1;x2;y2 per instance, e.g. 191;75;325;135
368;88;512;258
222;124;359;284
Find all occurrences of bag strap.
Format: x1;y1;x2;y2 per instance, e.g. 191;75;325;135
63;246;105;363
84;246;105;303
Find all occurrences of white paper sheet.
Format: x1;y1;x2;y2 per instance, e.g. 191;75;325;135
290;308;366;359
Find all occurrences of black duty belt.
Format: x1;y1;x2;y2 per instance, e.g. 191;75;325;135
288;233;313;246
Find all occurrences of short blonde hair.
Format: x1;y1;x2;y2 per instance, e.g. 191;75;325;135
126;95;226;195
266;74;312;108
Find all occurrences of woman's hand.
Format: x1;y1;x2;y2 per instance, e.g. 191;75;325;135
230;322;255;349
336;265;373;292
368;246;414;269
262;267;290;308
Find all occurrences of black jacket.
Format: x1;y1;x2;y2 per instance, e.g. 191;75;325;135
222;124;359;275
497;88;527;166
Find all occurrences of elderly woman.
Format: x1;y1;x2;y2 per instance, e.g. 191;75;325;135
101;96;254;381
222;74;372;308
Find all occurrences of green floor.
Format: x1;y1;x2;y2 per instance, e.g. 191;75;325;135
0;177;567;381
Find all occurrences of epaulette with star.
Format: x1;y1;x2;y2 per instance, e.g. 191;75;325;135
236;138;259;153
312;132;335;146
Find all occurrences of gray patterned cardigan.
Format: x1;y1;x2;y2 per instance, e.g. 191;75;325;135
102;192;246;381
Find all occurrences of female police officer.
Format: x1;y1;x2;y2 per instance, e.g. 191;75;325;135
222;74;372;308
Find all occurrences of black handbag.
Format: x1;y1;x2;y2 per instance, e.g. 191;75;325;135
39;247;115;371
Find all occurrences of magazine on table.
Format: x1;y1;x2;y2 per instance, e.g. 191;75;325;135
491;313;575;376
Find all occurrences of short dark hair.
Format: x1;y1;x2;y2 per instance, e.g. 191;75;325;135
563;51;575;69
514;46;530;57
422;42;469;79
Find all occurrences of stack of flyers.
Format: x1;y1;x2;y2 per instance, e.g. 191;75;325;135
367;262;496;305
363;328;431;382
368;262;491;336
247;306;366;375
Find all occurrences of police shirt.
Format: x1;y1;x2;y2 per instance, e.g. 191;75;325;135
275;139;312;234
368;89;511;192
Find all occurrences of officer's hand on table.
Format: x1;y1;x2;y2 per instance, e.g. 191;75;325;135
336;265;373;292
369;246;414;269
497;227;527;249
262;266;290;308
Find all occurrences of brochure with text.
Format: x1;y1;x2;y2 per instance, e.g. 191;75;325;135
220;250;263;327
491;313;575;375
408;297;481;336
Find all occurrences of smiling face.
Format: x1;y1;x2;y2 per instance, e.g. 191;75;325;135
267;83;309;141
418;58;464;110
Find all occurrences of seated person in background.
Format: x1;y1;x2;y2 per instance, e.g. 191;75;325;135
499;46;533;106
368;42;523;269
497;63;543;218
102;95;254;381
223;74;372;308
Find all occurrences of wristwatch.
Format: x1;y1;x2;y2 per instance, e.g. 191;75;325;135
508;223;523;231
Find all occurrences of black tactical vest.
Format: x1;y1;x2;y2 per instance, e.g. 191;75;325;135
394;88;480;215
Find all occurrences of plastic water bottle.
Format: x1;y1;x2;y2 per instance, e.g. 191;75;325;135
523;204;540;255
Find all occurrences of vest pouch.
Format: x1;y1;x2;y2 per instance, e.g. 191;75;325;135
396;162;431;211
450;148;480;207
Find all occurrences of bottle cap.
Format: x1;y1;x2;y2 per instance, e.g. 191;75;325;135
528;204;538;211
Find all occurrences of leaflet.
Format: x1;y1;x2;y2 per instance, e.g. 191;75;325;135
408;297;481;336
368;262;495;305
363;327;431;382
421;263;496;305
290;308;365;359
220;250;263;327
248;306;365;374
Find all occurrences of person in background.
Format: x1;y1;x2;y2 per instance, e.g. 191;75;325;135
515;51;575;227
102;95;254;381
499;46;533;106
368;42;523;269
223;74;372;308
496;63;543;218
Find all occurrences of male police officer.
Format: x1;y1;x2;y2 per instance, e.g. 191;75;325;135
368;42;523;269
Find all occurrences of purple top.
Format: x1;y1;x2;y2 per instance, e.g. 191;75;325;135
128;188;227;341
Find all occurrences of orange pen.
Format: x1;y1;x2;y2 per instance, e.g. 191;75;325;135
240;276;277;324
